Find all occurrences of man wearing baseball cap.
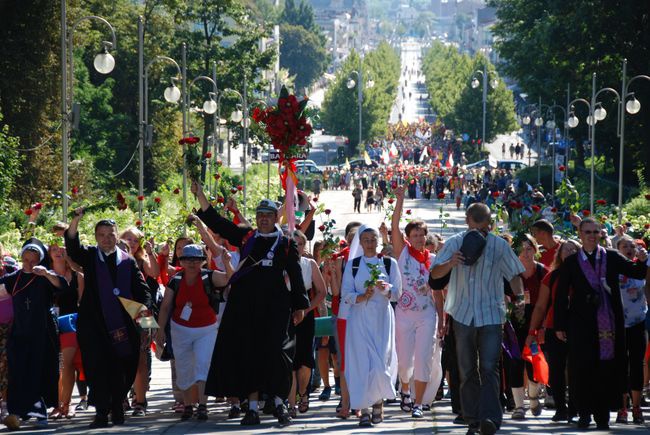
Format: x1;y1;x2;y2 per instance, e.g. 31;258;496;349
191;182;309;426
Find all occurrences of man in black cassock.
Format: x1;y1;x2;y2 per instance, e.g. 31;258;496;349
193;182;309;426
65;211;151;428
554;218;648;430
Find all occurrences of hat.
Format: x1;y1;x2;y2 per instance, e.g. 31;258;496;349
256;199;279;213
179;244;206;260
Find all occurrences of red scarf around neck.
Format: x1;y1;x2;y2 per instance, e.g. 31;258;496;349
406;240;431;270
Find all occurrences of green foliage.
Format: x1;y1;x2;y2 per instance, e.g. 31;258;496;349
488;0;650;184
321;43;400;151
422;43;518;141
280;24;329;91
0;112;22;206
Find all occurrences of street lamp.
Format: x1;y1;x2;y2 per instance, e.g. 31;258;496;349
61;0;117;221
470;67;498;151
617;58;650;223
138;17;182;220
347;63;374;149
545;103;568;201
187;73;219;183
217;86;249;210
567;73;620;214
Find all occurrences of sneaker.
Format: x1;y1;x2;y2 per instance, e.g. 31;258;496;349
275;404;291;426
632;406;644;425
319;386;332;401
616;408;628;424
75;399;88;411
240;409;260;425
412;405;424;418
453;413;465;424
228;405;241;419
511;407;526;420
530;400;543;417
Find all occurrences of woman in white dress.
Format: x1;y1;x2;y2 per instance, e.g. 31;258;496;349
341;225;402;427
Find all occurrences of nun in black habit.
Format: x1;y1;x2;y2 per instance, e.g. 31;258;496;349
0;239;67;427
192;182;309;427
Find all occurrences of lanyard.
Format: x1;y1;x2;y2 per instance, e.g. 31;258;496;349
12;270;37;297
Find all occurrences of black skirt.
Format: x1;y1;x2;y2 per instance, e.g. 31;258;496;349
293;309;315;370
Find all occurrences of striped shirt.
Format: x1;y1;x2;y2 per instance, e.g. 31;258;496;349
432;231;525;327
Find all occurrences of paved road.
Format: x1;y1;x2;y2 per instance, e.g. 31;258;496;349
11;190;649;434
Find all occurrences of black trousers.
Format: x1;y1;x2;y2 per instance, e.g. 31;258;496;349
625;321;647;392
442;319;461;414
545;328;571;411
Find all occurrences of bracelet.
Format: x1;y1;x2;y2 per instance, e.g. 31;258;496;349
528;329;537;337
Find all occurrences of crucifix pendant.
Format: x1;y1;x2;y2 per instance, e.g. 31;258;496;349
24;297;31;311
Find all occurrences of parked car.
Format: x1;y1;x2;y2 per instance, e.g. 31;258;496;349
348;158;378;170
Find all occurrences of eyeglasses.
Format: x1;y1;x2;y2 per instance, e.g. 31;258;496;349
582;230;599;235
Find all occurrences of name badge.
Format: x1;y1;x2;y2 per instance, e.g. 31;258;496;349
524;290;531;305
262;259;273;267
180;303;192;321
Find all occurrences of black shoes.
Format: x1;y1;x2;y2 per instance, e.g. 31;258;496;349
318;386;332;401
111;407;125;426
180;405;193;421
88;413;109;429
262;399;275;415
551;407;568;422
228;405;242;419
453;413;466;424
196;404;208;421
480;419;497;435
275;404;292;426
241;409;261;425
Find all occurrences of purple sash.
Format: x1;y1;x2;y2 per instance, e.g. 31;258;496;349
577;246;615;360
95;249;133;357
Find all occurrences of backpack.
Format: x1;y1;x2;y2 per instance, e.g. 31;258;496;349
167;269;225;314
351;256;392;278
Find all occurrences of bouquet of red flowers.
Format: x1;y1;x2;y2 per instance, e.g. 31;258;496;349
252;86;313;160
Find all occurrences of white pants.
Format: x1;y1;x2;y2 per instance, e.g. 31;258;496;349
170;320;218;390
395;308;436;383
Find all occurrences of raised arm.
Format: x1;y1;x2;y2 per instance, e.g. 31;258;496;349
195;204;250;248
64;208;89;268
391;184;407;255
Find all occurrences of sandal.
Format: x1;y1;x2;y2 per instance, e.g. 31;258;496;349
48;407;63;420
180;405;193;421
359;412;372;427
336;407;350;419
371;403;383;424
61;403;75;419
196;404;208;421
298;392;309;413
288;405;297;419
399;392;412;412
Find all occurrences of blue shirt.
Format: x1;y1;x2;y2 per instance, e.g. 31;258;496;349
432;231;525;327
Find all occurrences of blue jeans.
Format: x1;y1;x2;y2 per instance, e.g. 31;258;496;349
454;320;503;428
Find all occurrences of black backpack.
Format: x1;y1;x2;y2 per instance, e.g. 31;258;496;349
351;256;392;278
167;269;225;314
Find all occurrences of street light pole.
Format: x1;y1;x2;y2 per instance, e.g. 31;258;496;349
618;59;650;223
61;0;116;221
471;67;498;152
181;43;188;207
537;96;542;186
242;73;249;210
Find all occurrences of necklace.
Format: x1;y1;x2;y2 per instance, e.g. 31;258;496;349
11;270;37;297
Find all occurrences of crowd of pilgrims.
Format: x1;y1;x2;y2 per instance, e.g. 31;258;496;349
0;177;649;433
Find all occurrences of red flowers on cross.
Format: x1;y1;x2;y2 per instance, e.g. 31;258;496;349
154;197;161;204
135;220;142;227
24;209;33;216
33;202;43;210
236;185;243;191
137;195;145;201
596;199;607;206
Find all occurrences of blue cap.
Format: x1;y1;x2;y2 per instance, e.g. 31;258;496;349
179;244;206;260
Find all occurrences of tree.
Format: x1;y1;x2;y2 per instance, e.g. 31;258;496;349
280;0;317;33
0;112;22;205
322;43;400;152
280;24;329;91
489;0;650;183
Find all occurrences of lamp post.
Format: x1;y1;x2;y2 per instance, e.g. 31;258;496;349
217;87;249;210
567;73;620;214
545;103;567;201
520;102;542;183
618;59;650;223
471;67;498;152
347;65;374;149
61;0;117;221
138;17;182;220
248;99;271;197
187;73;219;185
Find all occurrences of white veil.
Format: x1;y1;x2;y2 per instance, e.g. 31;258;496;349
347;224;380;261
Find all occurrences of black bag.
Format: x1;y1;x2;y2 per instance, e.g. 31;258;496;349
460;229;487;266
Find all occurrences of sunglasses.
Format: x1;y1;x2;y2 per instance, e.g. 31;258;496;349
582;230;600;235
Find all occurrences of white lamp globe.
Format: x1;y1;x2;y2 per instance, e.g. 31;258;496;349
490;78;498;89
164;85;181;103
594;106;607;121
471;78;480;89
568;115;579;128
94;51;115;74
534;117;544;127
626;98;641;115
346;79;356;89
203;99;217;114
522;115;531;125
230;110;243;123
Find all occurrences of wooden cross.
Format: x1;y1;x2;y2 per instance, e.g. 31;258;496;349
111;327;127;343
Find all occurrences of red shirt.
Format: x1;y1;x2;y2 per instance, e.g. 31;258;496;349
522;263;548;307
172;275;217;328
539;243;559;268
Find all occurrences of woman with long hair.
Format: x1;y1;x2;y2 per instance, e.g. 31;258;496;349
526;239;581;422
287;231;327;417
120;227;160;417
47;243;85;420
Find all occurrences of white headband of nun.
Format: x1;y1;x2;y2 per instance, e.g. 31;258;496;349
21;243;45;262
347;225;379;261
